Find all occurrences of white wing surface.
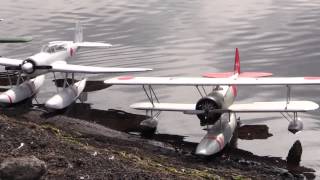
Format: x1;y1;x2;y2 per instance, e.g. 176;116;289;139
51;63;152;74
130;101;319;113
105;76;320;86
0;57;23;66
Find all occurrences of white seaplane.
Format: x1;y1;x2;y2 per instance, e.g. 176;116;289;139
0;22;151;110
105;48;320;156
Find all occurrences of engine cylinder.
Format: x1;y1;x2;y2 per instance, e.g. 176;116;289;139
195;92;224;126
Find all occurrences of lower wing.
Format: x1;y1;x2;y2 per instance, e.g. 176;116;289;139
51;63;152;74
104;76;320;85
130;101;319;113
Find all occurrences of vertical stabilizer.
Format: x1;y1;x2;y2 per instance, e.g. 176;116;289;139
234;48;240;75
74;21;83;43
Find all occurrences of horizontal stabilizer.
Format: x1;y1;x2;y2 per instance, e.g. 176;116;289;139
74;42;112;47
130;101;318;113
202;72;273;78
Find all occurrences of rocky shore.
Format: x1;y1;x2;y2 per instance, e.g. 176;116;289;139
0;103;316;179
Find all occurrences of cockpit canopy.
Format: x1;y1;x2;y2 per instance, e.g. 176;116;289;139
41;44;67;53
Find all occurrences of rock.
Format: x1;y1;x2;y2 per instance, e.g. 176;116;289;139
0;156;46;180
286;140;302;167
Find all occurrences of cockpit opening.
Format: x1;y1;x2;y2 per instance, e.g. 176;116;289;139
41;44;67;53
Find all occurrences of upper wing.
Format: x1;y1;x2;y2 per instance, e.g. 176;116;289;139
51;63;152;74
104;76;320;86
0;57;23;66
130;101;319;113
74;42;112;47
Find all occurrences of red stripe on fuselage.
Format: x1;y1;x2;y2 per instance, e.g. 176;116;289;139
206;135;224;150
231;85;237;97
5;94;13;104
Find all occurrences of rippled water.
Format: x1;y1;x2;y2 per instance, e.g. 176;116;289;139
1;0;320;176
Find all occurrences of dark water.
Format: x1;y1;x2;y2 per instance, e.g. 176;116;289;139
1;0;320;175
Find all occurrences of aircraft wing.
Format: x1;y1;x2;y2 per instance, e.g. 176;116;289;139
104;76;320;86
130;101;319;113
51;63;152;74
0;57;23;66
74;42;112;47
0;37;32;43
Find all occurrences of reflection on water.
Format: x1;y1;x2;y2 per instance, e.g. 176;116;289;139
1;0;320;176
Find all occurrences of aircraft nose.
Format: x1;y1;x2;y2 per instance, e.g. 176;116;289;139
0;94;11;104
21;62;34;74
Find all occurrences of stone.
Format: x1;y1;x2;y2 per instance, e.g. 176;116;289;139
286;140;302;167
0;156;46;180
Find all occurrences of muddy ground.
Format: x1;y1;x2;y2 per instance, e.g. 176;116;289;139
0;102;316;179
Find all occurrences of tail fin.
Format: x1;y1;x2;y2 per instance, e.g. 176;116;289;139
74;21;83;43
234;48;240;74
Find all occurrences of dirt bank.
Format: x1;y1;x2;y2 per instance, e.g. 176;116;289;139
0;103;316;179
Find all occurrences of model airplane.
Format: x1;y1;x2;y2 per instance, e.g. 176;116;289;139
0;22;152;110
105;48;320;156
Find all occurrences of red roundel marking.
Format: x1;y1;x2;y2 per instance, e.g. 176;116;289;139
5;94;13;104
304;77;320;80
118;76;134;80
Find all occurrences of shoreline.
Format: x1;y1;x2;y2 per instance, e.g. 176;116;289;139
0;103;316;179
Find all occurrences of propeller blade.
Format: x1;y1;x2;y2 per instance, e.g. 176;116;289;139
184;109;228;115
5;66;21;71
184;110;205;115
35;65;52;69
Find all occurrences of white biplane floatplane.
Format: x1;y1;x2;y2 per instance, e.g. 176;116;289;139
105;48;320;156
0;22;151;110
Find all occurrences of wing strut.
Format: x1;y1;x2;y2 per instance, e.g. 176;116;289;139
195;85;208;97
142;85;161;119
286;85;292;105
142;85;159;106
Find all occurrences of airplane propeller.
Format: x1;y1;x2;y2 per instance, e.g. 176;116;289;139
5;59;52;74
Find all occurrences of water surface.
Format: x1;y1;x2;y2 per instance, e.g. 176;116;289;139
1;0;320;176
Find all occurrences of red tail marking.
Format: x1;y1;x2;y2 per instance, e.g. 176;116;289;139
234;48;240;74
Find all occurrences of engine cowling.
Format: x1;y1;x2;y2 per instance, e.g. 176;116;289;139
195;92;224;126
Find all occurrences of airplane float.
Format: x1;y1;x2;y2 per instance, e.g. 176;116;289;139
0;22;151;110
105;48;320;156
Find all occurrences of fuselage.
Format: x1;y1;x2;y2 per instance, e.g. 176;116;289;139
195;74;238;155
21;41;78;76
